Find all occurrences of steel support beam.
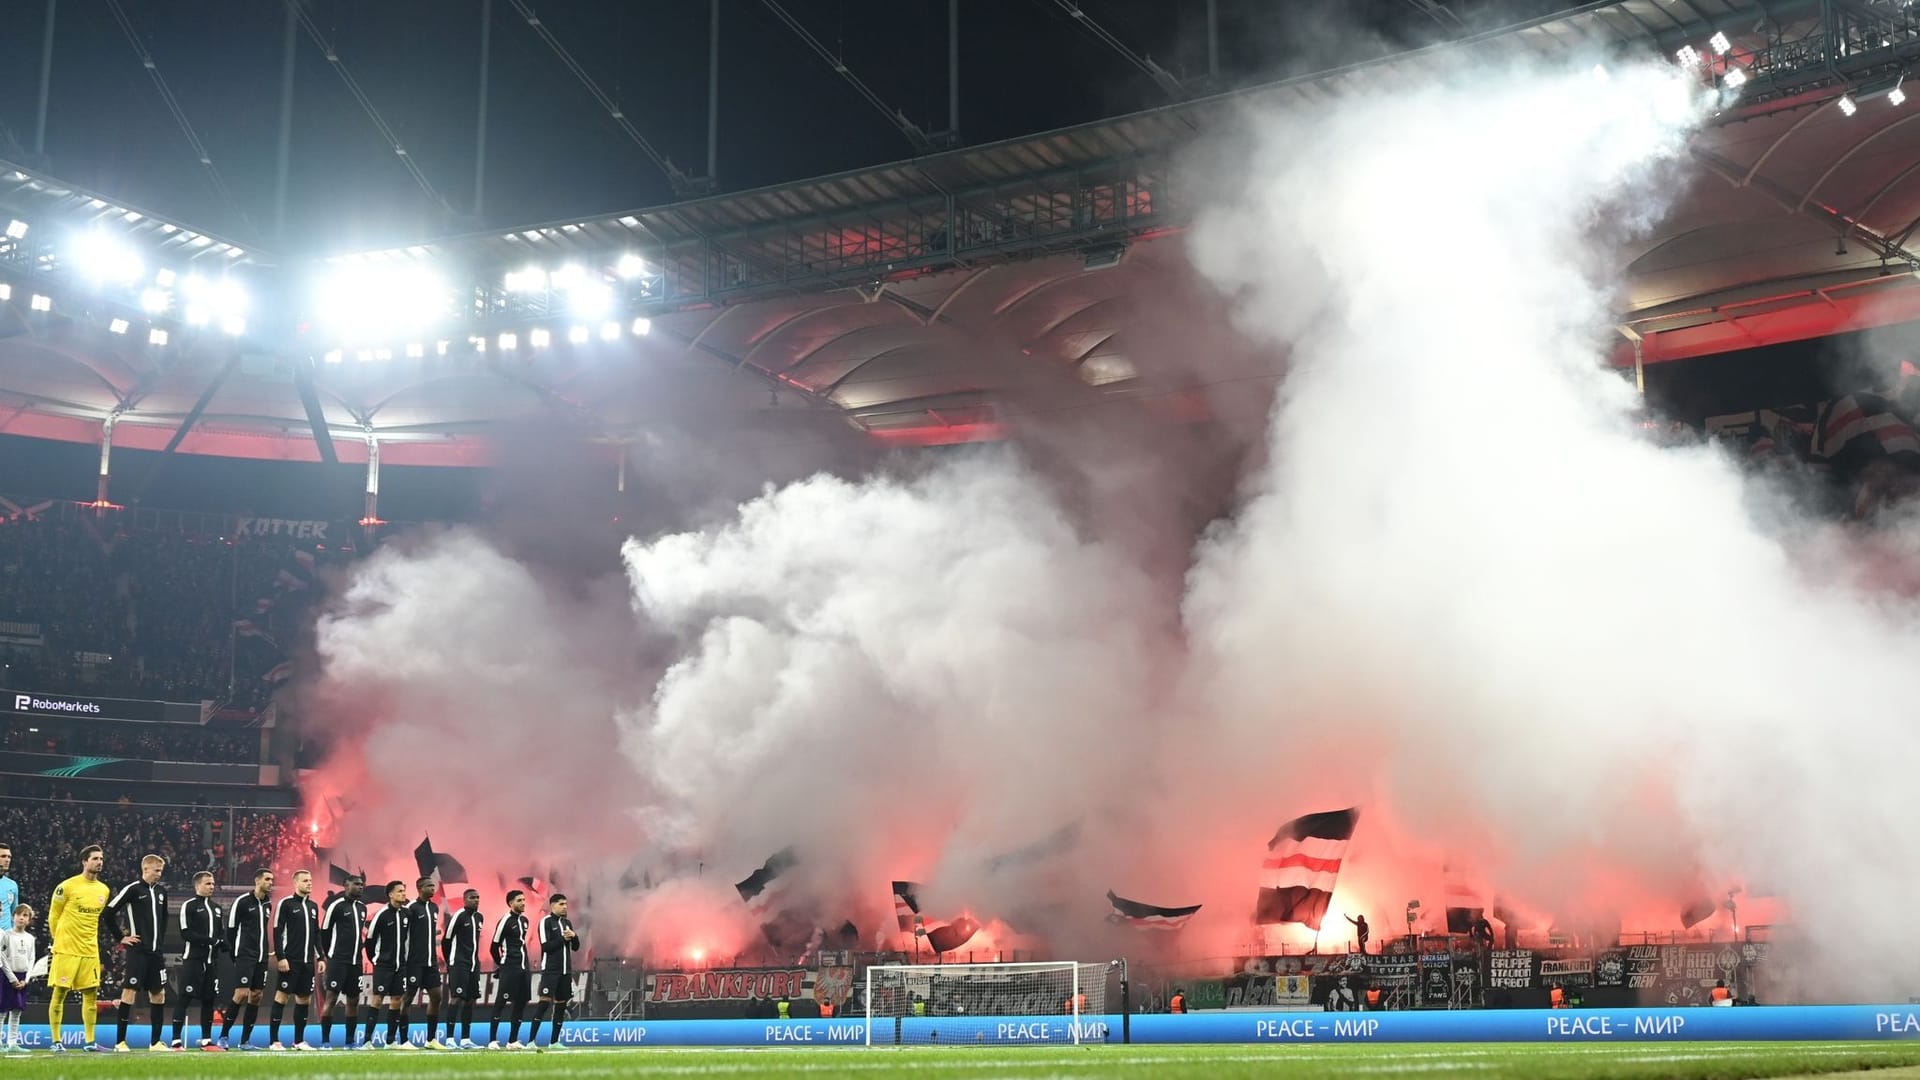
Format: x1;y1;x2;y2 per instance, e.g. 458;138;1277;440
293;356;339;465
34;0;56;160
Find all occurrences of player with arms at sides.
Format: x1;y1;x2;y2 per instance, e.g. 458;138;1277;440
487;889;532;1050
2;903;35;1052
46;844;111;1051
362;880;414;1050
442;888;485;1050
168;872;224;1051
0;843;17;927
269;869;321;1050
535;893;581;1051
404;876;447;1049
108;854;169;1052
220;868;275;1050
318;875;368;1049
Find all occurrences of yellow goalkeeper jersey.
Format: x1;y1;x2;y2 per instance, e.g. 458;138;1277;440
48;874;111;956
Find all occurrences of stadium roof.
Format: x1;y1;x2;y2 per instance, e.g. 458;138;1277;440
6;0;1920;466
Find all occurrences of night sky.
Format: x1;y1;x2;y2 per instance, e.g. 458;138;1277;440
0;0;1565;252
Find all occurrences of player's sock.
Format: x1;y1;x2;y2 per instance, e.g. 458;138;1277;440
293;1003;308;1044
199;1000;215;1042
220;1004;238;1042
48;990;64;1043
425;1008;438;1042
365;1005;381;1043
117;1003;131;1046
388;1006;404;1045
269;1000;284;1042
149;1003;162;1047
510;1002;526;1043
240;1002;257;1045
319;1007;333;1046
81;990;97;1045
549;1003;564;1045
462;1001;476;1043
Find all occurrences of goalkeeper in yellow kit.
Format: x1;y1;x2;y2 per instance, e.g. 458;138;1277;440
47;845;111;1052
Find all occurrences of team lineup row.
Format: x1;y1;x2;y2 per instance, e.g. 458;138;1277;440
3;845;584;1053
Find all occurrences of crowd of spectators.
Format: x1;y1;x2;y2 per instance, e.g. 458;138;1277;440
0;716;257;764
0;797;304;897
0;508;354;706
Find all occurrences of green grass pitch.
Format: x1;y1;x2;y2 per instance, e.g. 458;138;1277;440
6;1042;1920;1078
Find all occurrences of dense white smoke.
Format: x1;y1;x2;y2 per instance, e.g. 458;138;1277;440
1183;60;1920;995
302;53;1920;996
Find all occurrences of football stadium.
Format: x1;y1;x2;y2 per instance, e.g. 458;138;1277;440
5;0;1920;1077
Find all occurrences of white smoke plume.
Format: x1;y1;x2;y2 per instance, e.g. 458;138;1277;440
1183;58;1920;996
299;50;1920;997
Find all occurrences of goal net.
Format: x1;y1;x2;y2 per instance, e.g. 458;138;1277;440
863;961;1111;1046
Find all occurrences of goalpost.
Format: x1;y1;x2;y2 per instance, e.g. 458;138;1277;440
863;961;1111;1046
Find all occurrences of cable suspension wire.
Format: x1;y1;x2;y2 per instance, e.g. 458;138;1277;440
1044;0;1186;100
757;0;933;152
288;0;456;219
502;0;697;194
103;0;256;238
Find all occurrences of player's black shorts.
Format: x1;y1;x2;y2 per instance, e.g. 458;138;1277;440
235;960;269;991
538;971;573;1001
408;964;441;991
122;950;167;993
446;963;480;1001
324;959;363;996
277;962;315;996
495;966;531;1004
177;959;220;1001
371;966;405;997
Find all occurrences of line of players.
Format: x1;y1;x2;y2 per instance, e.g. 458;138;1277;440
114;857;582;1051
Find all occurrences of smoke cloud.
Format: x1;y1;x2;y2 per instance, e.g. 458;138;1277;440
298;51;1920;996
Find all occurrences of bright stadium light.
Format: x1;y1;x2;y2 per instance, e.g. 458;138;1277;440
185;304;211;327
600;320;622;341
154;268;177;288
313;264;453;343
530;327;552;349
148;327;169;346
570;281;613;319
631;316;651;336
108;318;130;334
29;293;51;312
1676;44;1702;67
505;266;547;293
1724;68;1749;89
221;316;246;337
71;231;144;285
435;340;451;356
374;347;393;361
616;253;646;279
498;331;517;350
1893;81;1908;106
323;349;343;364
405;341;425;358
1840;93;1858;116
471;335;488;353
568;325;590;345
550;263;586;291
356;349;374;362
5;220;26;239
1709;31;1731;55
140;288;170;314
0;283;10;301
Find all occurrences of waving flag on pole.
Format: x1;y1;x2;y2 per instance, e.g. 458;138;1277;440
926;916;981;954
735;848;797;912
1254;807;1358;930
1443;863;1484;934
891;881;925;932
1106;890;1201;932
412;836;469;885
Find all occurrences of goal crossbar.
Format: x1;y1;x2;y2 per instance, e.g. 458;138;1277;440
862;961;1107;1047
